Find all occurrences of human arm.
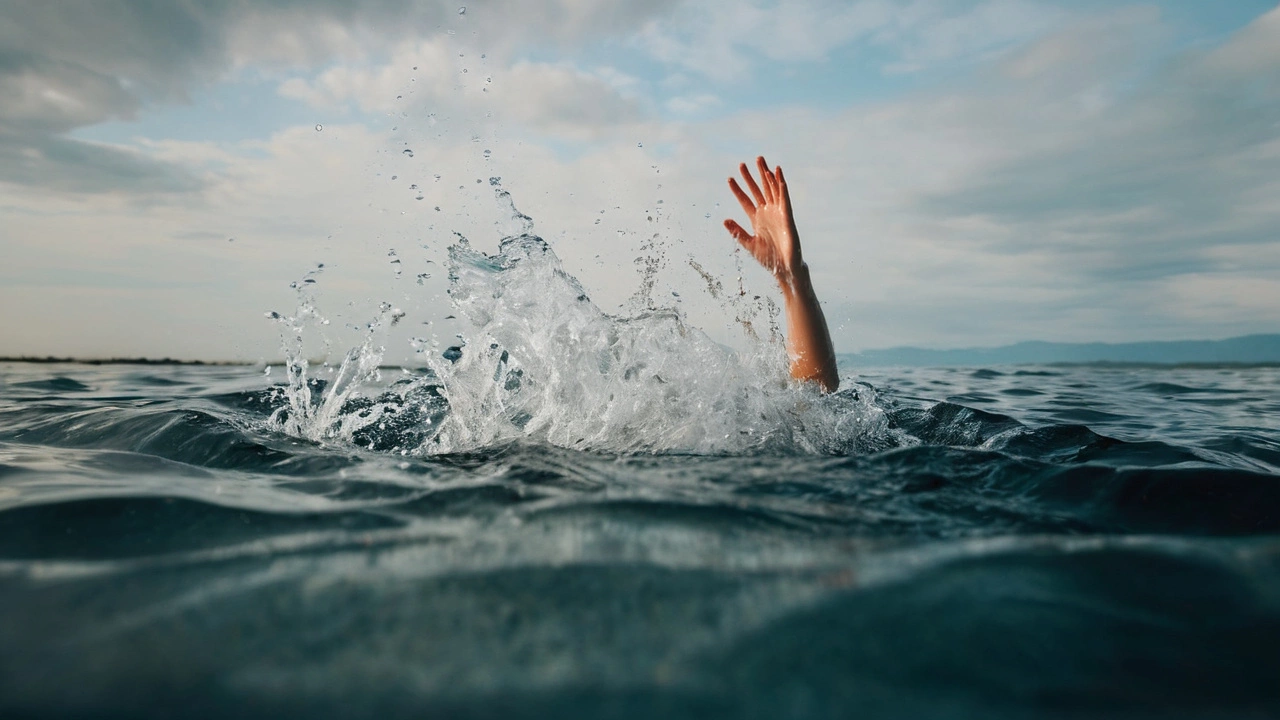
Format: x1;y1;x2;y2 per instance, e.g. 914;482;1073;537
724;156;839;393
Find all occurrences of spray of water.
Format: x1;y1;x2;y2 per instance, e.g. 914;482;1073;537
267;186;886;456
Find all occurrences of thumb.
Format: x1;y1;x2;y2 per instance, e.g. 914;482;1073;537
723;219;751;245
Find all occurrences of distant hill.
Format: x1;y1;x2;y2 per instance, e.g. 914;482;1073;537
842;334;1280;367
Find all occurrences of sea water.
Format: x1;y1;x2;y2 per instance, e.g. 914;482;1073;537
1;232;1279;719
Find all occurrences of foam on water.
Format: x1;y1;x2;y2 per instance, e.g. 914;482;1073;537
267;190;886;456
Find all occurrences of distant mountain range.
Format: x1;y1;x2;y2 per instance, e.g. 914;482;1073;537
842;334;1280;367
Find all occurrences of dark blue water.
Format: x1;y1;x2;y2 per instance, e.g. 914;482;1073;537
2;358;1278;719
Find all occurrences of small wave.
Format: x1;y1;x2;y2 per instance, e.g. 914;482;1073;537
0;496;403;561
12;377;92;392
1136;382;1246;396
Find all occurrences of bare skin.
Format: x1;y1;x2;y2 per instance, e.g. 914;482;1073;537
725;157;839;393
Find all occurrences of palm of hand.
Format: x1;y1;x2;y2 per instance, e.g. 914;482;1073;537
725;157;801;280
747;201;798;275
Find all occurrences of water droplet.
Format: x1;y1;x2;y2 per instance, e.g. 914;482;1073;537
483;149;491;158
416;195;424;200
403;149;414;157
434;174;441;181
704;213;711;219
434;206;441;211
481;53;487;59
485;76;492;83
228;237;235;242
458;6;466;15
314;124;323;132
391;175;398;180
594;218;601;225
637;142;643;148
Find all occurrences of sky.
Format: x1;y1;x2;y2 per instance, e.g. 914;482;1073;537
1;0;1278;361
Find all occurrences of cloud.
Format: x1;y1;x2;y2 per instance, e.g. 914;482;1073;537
633;0;1062;82
1;1;1278;360
279;40;649;141
0;0;678;193
876;0;1065;74
651;4;1280;350
914;5;1280;268
0;134;205;194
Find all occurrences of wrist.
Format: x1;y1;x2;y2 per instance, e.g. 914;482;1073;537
777;261;811;295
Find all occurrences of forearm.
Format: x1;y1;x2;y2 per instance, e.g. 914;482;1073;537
779;263;839;392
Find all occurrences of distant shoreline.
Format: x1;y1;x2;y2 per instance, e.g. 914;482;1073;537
0;357;255;366
846;360;1280;370
0;357;429;371
841;333;1280;367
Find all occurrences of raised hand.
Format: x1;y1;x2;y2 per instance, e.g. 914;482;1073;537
724;156;801;282
723;156;839;393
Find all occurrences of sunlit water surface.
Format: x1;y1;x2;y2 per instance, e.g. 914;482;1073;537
2;237;1279;719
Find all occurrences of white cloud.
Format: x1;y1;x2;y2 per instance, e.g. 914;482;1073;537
634;0;1063;81
878;0;1065;74
0;1;679;192
276;39;651;142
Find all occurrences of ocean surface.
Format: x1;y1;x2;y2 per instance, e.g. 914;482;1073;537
3;238;1280;719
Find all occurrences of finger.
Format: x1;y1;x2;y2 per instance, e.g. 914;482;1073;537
724;219;764;257
756;156;774;204
728;177;755;216
723;218;751;243
775;164;791;206
724;220;759;254
739;163;766;206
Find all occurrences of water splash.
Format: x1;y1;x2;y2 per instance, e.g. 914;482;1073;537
267;190;885;456
263;263;439;451
424;233;882;455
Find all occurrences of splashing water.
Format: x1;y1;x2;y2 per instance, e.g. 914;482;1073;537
267;188;886;456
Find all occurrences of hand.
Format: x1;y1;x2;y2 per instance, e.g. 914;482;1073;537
725;156;802;282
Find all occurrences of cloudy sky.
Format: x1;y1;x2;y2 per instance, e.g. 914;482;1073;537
1;0;1278;361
